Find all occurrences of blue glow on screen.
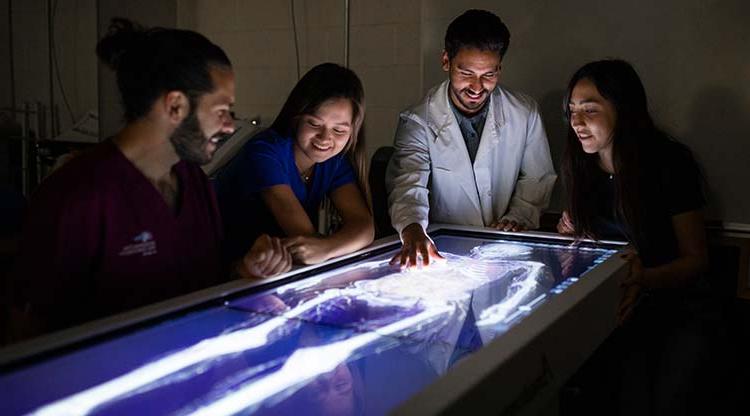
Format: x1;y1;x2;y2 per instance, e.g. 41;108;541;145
0;234;616;416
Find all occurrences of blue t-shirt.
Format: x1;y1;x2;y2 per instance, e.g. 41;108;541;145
215;129;356;261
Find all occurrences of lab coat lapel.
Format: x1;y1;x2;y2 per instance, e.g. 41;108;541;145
427;82;482;217
474;90;506;225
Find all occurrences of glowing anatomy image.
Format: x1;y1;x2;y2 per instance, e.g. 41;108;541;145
5;237;615;416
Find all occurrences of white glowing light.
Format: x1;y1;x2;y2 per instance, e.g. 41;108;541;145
185;303;452;416
29;291;344;416
471;243;533;259
354;260;489;302
28;242;552;415
475;263;544;327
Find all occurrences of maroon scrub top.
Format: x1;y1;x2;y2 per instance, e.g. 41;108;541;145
9;141;225;330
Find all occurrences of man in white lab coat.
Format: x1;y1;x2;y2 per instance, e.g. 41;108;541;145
386;9;557;267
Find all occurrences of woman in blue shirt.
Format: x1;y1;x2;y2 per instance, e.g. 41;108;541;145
216;63;373;265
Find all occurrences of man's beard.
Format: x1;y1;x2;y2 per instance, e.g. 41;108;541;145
169;110;213;165
453;86;488;113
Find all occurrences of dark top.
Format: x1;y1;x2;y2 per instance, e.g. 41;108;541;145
214;129;355;262
590;139;704;268
449;97;489;164
9;141;224;330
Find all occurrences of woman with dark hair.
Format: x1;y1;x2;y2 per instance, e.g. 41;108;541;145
560;59;708;318
216;63;374;265
558;59;717;414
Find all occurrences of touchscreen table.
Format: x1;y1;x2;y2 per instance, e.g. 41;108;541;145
1;229;622;416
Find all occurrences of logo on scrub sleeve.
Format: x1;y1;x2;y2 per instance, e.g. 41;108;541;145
118;231;158;256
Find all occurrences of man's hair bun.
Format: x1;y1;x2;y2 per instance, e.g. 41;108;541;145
95;18;146;71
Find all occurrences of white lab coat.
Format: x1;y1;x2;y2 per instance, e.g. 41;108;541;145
385;80;557;235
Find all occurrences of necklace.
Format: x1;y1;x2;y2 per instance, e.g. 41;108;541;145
300;166;314;184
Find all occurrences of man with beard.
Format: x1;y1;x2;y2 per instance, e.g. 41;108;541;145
386;10;557;267
6;19;291;339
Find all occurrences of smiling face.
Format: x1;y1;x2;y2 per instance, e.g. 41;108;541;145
442;47;501;115
293;98;353;172
568;78;617;158
170;67;236;165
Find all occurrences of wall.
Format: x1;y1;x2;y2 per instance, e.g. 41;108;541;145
0;0;176;141
348;0;422;157
3;0;747;224
97;0;178;138
177;0;422;158
0;0;10;110
1;0;97;138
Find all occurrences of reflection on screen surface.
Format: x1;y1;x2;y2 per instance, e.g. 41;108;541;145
1;235;616;416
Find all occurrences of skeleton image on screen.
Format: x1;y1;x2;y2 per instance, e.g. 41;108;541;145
5;236;617;416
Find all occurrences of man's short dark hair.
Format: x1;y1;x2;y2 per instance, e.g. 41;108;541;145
444;9;510;60
96;18;231;122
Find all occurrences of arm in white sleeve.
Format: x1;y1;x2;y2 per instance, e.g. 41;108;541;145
385;116;432;236
501;104;557;229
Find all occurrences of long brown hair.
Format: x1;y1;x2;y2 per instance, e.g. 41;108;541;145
270;63;370;210
561;60;657;246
